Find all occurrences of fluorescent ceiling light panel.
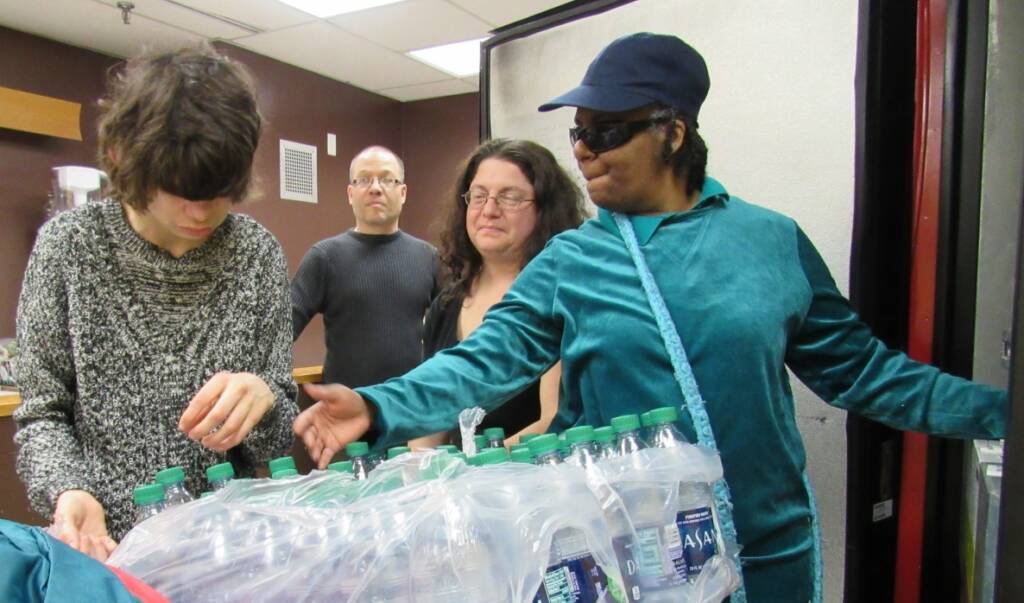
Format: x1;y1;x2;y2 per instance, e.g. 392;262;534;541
277;0;406;18
408;37;488;77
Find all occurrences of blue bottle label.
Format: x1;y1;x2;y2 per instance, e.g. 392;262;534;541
676;506;718;575
533;553;610;603
611;522;687;602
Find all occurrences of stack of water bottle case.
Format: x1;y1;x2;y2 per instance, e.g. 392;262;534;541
109;407;742;602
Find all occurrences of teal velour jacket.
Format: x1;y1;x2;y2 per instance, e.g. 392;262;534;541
357;177;1006;601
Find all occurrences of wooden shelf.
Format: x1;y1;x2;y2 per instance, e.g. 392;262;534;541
0;86;82;141
0;392;21;418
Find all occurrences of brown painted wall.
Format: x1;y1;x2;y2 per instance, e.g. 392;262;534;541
0;28;478;524
0;26;119;341
399;92;482;246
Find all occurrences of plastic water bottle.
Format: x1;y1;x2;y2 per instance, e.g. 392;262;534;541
387;445;411;460
527;434;562;466
483;427;506;448
611;415;646;456
646;406;721;580
206;462;234;491
436;444;460;454
345;442;373;480
510;447;534;464
593;426;617;460
133;483;166;525
558;433;572;460
272;468;298;479
564;426;599;469
328;460;354;474
525;441;612;602
609;414;692;601
268;455;296;476
155;466;194;506
470;447;509;467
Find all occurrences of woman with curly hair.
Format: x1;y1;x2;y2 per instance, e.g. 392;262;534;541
411;139;588;448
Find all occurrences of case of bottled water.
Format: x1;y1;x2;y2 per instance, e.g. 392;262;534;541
109;445;740;602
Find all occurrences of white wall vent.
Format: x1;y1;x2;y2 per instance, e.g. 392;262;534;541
279;139;317;203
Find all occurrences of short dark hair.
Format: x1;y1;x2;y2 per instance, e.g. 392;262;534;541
653;106;707;197
97;43;262;209
440;139;588;302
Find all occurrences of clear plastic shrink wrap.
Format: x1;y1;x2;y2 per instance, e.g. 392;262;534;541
109;445;739;602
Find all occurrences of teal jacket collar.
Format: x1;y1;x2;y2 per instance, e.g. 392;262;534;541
597;177;729;245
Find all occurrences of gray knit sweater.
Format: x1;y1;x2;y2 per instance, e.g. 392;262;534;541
13;200;298;540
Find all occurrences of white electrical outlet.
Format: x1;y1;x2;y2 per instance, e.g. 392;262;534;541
327;133;337;157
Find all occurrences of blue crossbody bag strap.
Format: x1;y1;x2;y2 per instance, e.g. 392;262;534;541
612;212;824;603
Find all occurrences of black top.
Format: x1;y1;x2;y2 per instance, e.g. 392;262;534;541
422;287;541;437
291;230;439;388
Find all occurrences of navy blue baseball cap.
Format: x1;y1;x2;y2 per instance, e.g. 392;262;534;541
538;32;710;120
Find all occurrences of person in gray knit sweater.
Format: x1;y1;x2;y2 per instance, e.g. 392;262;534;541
13;44;298;559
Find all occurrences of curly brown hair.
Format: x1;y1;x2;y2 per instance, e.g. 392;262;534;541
97;43;262;209
439;139;588;302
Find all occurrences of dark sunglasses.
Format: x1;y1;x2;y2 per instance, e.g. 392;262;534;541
568;117;670;154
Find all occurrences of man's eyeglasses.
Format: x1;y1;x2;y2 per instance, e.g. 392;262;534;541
351;175;403;189
569;117;670;154
462;189;534;211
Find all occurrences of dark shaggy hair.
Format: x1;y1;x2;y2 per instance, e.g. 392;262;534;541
439;139;588;302
97;43;262;209
653;106;708;196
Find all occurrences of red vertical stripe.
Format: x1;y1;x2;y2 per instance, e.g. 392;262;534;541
895;0;946;601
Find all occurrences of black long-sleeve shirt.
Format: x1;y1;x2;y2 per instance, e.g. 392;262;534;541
291;230;439;387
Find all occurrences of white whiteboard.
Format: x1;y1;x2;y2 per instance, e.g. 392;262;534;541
485;2;859;599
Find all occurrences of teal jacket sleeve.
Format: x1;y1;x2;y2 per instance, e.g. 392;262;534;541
786;227;1006;439
356;244;563;446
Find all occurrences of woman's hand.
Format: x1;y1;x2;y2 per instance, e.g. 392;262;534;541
51;490;117;561
293;383;374;469
178;372;274;452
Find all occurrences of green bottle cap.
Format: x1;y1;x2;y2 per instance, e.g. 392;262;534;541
594;426;615;443
154;466;185;485
472;435;487;450
451;452;468;463
510;443;529;452
328;460;354;474
345;441;369;457
200;491;213;499
206;462;234;483
648;406;680;425
565;425;596;445
640;411;654;427
436;445;460;454
510;447;534;463
483;427;506;441
268;456;296;474
271;468;298;479
387;446;411;459
520;434;540;444
133;483;165;505
527;433;560;457
610;414;641;433
472;447;509;466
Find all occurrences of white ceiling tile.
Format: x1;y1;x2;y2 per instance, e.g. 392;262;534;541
447;0;570;28
234;21;449;90
329;0;490;52
375;77;475;102
0;0;563;101
460;74;480;88
0;0;203;59
92;0;255;39
169;0;316;31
